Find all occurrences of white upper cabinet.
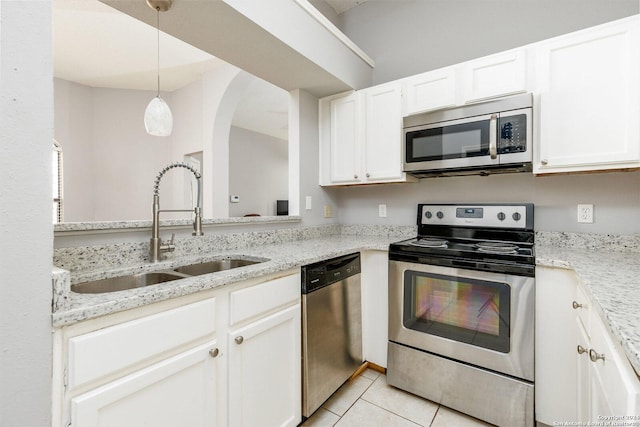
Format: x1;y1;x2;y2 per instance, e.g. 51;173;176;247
460;49;528;103
319;83;415;186
327;91;361;184
402;67;456;115
363;82;406;182
534;15;640;174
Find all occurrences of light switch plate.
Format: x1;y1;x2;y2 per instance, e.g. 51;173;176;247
379;204;387;218
305;196;312;210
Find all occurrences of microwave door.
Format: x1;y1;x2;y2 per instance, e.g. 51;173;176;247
404;113;500;172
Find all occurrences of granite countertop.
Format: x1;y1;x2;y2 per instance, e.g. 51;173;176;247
536;242;640;377
52;234;401;327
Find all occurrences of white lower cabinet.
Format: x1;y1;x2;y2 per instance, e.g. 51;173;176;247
57;272;301;427
536;266;640;424
228;305;301;427
71;342;218;427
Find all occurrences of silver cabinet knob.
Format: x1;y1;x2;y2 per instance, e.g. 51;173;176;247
541;159;548;165
577;345;588;355
589;349;605;363
366;173;370;178
354;174;358;179
209;348;219;358
235;336;244;345
572;301;584;310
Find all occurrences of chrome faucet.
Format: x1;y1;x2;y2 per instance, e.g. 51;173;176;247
150;162;204;263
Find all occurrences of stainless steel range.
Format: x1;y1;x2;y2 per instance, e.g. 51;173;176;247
388;203;535;427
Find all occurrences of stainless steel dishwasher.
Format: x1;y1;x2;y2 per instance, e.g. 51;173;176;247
301;252;362;418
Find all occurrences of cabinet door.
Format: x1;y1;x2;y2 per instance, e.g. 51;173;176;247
362;82;404;183
403;67;456;115
461;49;527;103
535;16;640;173
576;318;591;423
228;304;301;427
534;267;578;424
71;342;218;427
329;92;361;184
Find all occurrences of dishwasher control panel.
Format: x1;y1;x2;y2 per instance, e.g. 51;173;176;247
301;253;361;294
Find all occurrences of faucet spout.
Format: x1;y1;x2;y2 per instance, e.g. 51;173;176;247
150;162;204;263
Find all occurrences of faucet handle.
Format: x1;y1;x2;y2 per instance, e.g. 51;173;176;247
160;233;176;254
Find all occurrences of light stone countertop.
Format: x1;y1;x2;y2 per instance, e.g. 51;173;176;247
52;234;402;328
536;243;640;376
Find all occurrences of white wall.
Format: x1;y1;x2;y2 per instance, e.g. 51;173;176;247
334;171;640;234
0;0;53;425
339;0;639;85
228;126;288;217
54;79;175;221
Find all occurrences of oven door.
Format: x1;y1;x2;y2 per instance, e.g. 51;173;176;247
389;259;534;381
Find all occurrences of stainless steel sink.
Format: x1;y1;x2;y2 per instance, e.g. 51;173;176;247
71;257;266;294
172;258;261;276
70;271;188;294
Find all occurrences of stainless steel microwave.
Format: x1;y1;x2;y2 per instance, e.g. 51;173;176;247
403;93;533;177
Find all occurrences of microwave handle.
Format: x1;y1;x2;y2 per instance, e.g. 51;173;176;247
489;114;498;159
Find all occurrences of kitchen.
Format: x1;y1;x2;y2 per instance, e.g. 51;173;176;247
2;1;640;426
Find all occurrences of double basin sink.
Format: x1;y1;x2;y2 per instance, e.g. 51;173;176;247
71;257;265;294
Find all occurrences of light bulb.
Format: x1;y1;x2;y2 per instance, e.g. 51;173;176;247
144;96;173;137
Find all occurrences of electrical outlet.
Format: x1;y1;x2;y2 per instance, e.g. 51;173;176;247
305;196;312;210
378;204;387;218
323;205;332;218
577;204;594;223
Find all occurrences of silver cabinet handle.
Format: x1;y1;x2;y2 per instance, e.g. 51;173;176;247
541;159;548;165
235;336;244;345
577;345;588;355
209;348;219;358
572;301;584;310
489;114;498;160
589;348;605;363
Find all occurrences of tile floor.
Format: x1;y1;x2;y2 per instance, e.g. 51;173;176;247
302;368;493;427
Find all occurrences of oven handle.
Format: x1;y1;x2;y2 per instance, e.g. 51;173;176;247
489;114;498;160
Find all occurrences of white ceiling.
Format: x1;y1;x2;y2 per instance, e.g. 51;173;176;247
324;0;369;15
53;0;289;140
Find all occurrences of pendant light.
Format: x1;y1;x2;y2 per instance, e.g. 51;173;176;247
144;0;173;137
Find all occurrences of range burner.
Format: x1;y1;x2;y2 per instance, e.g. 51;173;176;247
410;237;448;248
476;241;519;254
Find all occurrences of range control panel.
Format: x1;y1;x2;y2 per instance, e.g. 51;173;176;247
419;204;532;229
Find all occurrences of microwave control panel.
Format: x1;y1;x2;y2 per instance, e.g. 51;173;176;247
498;114;527;154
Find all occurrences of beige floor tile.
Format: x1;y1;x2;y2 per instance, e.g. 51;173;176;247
302;407;340;427
322;375;374;416
335;399;421;427
361;375;438;426
430;406;494;427
360;368;382;381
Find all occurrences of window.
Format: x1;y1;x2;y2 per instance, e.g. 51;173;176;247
53;140;63;223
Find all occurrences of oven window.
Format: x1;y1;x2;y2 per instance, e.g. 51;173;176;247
407;120;490;162
403;271;510;353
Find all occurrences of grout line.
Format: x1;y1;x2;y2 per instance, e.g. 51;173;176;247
429;406;442;427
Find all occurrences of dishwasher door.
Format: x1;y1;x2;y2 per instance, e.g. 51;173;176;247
301;253;362;418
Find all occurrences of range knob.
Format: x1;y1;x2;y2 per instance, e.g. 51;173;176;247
497;212;506;221
512;212;522;221
425;211;432;219
436;211;444;219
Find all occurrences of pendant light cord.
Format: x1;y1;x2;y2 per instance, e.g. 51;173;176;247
156;7;160;97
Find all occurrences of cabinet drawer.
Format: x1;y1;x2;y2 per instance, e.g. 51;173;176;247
230;274;300;325
68;298;216;390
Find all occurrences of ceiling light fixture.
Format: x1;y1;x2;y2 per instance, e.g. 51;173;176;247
144;0;173;137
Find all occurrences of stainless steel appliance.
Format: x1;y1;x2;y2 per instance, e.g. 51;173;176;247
403;94;532;177
301;253;362;418
388;204;535;426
